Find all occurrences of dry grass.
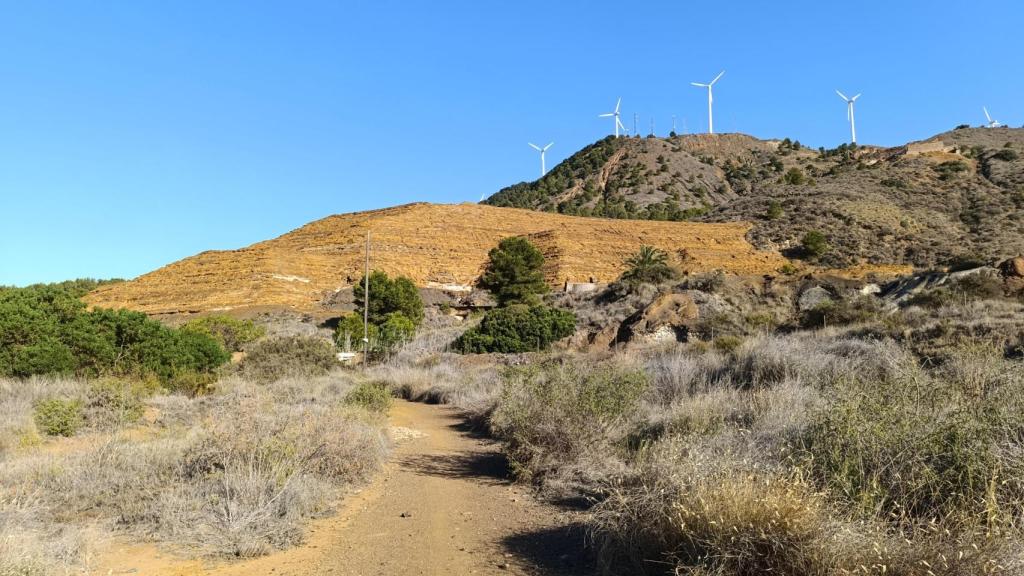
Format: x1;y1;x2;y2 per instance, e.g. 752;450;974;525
0;371;389;572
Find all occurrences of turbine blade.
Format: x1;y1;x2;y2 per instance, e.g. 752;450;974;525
543;142;553;151
598;113;613;117
529;143;541;151
984;107;992;122
691;82;706;87
836;90;848;101
851;93;861;101
615;97;621;113
710;70;724;85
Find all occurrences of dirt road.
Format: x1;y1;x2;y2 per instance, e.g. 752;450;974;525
96;400;592;576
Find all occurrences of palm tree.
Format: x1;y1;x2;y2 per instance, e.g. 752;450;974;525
619;245;677;287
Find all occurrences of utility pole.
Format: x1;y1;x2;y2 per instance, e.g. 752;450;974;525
363;231;370;368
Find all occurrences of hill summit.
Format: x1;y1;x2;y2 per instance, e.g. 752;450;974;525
485;128;1024;268
85;203;785;315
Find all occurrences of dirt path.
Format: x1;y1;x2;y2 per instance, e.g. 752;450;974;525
95;400;592;576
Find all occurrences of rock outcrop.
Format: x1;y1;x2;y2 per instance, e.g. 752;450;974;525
616;293;699;345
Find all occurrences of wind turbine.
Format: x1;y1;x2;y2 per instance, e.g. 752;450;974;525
528;142;553;176
836;90;861;144
691;70;724;134
598;97;626;137
983;106;1002;128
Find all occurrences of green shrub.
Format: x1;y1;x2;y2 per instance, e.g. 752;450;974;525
378;312;415;351
992;148;1018;161
33;398;83;437
181;315;265;352
712;335;744;353
353;270;424;327
765;200;783;220
455;305;576;353
800;348;1024;527
782;167;806;185
85;378;146;427
799;296;881;328
479;237;549;306
345;381;392;413
0;283;229;382
800;230;829;258
238;336;337;384
619;245;677;288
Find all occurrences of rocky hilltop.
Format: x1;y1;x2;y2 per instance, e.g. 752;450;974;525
84;203;786;315
485;127;1024;268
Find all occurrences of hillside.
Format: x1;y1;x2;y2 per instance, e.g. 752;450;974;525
484;128;1024;268
84;203;785;315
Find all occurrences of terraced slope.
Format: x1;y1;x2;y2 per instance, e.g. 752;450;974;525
85;203;785;315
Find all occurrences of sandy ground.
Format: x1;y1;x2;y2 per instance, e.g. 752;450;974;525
93;400;593;575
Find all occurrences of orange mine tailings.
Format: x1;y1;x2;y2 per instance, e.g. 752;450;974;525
85;203;788;315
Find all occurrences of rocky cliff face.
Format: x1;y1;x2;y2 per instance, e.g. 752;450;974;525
84;203;787;315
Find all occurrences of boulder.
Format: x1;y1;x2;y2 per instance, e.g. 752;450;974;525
999;256;1024;279
798;286;833;311
616;293;699;345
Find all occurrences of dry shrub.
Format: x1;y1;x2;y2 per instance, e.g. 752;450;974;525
489;359;647;492
236;336;337;384
592;438;1016;576
0;372;389;565
370;355;501;426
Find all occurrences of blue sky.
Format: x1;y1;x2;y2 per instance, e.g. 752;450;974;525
1;1;1020;285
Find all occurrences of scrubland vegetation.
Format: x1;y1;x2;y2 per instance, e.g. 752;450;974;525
0;281;391;575
371;258;1024;575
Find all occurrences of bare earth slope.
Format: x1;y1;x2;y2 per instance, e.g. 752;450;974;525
85;203;784;314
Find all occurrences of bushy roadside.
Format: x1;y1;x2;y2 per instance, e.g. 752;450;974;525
0;372;390;572
373;331;1024;574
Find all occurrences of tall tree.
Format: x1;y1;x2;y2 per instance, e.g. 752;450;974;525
480;237;549;306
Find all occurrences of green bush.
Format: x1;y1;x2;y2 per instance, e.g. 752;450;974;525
345;381;392;413
86;378;147;427
181;315;265;352
800;348;1024;526
237;336;337;384
782;167;806;185
378;312;415;351
0;283;229;382
765;200;783;220
619;245;677;288
353;271;424;327
334;313;378;351
33;398;83;437
799;296;881;329
455;304;576;354
992;148;1018;161
479;237;549;306
800;230;829;258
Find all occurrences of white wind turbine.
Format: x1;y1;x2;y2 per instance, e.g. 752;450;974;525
983;106;1002;128
528;142;553;176
691;71;724;134
598;97;626;137
836;90;861;144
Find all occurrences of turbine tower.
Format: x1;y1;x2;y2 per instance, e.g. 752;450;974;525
528;142;553;176
691;70;724;134
598;97;626;137
983;106;1002;128
836;90;861;144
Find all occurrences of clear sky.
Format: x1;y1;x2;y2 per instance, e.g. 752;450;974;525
1;1;1020;285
